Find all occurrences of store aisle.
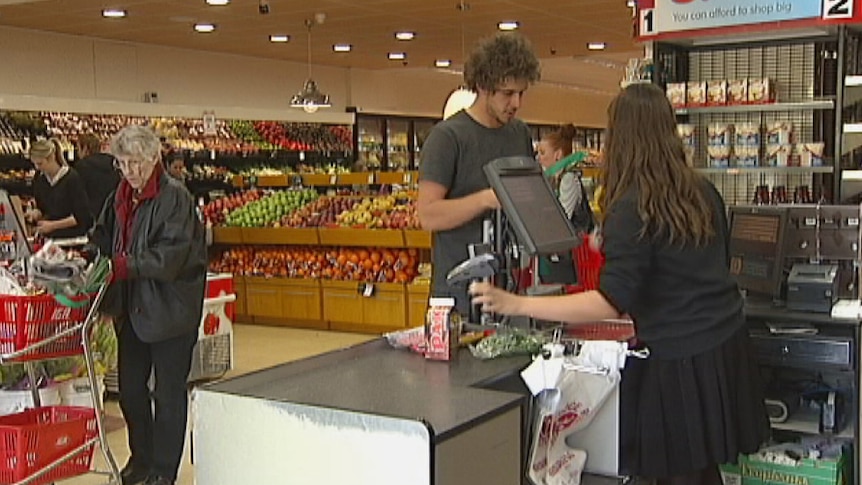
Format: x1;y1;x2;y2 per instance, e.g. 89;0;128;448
64;324;373;485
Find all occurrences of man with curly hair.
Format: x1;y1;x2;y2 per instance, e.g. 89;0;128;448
418;32;541;316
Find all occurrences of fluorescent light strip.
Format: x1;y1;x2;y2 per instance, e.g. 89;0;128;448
269;35;290;43
102;9;127;18
435;59;451;68
395;31;415;41
194;23;216;33
206;0;230;5
333;44;352;52
498;21;518;31
587;42;607;50
388;52;406;60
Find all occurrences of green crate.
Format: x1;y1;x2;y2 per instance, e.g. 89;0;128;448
739;452;846;485
720;462;742;485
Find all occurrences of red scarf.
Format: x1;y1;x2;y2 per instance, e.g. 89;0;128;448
112;163;163;280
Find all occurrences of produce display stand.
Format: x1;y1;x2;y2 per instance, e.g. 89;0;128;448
0;282;120;485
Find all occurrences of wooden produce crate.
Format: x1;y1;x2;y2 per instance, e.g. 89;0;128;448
322;280;407;332
212;227;244;244
406;284;431;328
403;230;432;249
376;172;413;185
318;228;404;248
302;174;337;186
255;175;289;187
337;172;376;185
234;276;248;320
244;276;283;319
241;227;319;245
231;175;244;188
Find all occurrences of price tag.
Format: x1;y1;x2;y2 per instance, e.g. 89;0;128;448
291;174;303;187
329;175;337;185
209;149;216;161
358;283;375;297
804;217;817;227
639;8;656;37
848;217;859;227
299;151;306;162
367;173;374;184
823;0;853;19
404;173;412;184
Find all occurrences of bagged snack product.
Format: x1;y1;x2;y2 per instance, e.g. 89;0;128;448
798;142;825;167
708;145;731;168
676;124;695;146
728;79;748;104
424;297;462;361
708;123;733;146
666;83;687;108
765;144;791;167
766;121;793;145
734;145;759;168
683;145;695;167
748;78;774;104
707;80;727;105
734;122;760;146
686;81;707;106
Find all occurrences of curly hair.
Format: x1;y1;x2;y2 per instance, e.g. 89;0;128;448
600;83;715;247
464;32;541;92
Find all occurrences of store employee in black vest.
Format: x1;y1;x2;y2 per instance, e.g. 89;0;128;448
28;139;92;238
418;32;541;316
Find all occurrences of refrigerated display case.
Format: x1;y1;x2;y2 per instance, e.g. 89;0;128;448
352;113;439;171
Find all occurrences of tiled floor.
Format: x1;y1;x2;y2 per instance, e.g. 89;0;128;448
64;324;373;485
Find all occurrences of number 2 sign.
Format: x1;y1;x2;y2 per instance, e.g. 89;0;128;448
823;0;854;19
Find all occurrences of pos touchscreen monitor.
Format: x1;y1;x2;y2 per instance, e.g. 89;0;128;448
483;156;580;256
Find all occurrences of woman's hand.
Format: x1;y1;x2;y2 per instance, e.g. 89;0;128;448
469;282;524;316
35;219;56;235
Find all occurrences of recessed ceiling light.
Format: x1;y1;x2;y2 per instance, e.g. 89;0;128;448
626;0;636;7
497;21;519;31
333;44;352;52
388;52;406;60
588;42;607;50
269;34;290;43
395;31;415;41
206;0;230;5
194;23;216;33
102;9;127;18
435;59;452;68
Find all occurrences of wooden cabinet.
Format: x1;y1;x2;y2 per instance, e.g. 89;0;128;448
407;285;430;328
323;280;407;331
280;280;322;321
234;277;247;319
363;283;407;329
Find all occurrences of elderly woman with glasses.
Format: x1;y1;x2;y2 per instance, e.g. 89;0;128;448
91;125;207;485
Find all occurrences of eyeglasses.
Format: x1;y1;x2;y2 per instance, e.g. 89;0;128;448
113;158;154;173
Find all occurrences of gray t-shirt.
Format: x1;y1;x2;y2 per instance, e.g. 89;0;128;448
419;110;533;315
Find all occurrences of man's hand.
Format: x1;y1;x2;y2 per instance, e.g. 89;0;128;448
481;188;500;210
35;220;56;235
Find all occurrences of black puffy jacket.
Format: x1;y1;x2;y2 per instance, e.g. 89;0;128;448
91;174;207;343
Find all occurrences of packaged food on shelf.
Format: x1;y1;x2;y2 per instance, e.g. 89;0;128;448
766;122;793;145
677;124;695;146
748;78;775;103
765;144;792;167
728;79;748;104
735;122;760;146
798;142;825;167
708;123;733;146
666;83;687;107
734;145;759;168
686;81;707;106
707;80;728;105
708;145;731;168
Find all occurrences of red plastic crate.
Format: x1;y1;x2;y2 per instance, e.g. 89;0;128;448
565;234;605;293
0;406;97;485
0;294;94;362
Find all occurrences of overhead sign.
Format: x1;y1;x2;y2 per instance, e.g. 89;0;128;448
637;0;860;39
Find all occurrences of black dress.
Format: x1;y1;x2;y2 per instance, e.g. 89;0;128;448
33;168;93;239
597;181;770;479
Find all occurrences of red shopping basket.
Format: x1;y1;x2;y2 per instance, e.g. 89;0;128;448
0;406;97;485
565;234;605;294
0;293;95;362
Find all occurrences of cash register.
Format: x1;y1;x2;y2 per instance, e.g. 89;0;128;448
728;204;860;313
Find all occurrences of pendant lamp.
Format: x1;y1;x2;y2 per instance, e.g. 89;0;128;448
291;17;331;113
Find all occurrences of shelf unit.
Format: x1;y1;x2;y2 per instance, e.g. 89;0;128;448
654;34;843;205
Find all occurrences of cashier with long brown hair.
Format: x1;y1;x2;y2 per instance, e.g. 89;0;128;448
28;139;92;238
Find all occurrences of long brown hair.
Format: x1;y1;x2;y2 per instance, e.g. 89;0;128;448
599;83;713;246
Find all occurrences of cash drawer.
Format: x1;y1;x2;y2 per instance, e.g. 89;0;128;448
749;334;854;370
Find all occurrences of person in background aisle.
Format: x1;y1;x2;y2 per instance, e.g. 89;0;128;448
27;138;92;238
536;123;594;234
418;32;540;316
470;83;769;485
76;134;121;221
90;125;207;485
165;151;187;182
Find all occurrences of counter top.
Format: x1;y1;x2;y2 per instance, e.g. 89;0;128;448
201;339;530;442
745;301;862;326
